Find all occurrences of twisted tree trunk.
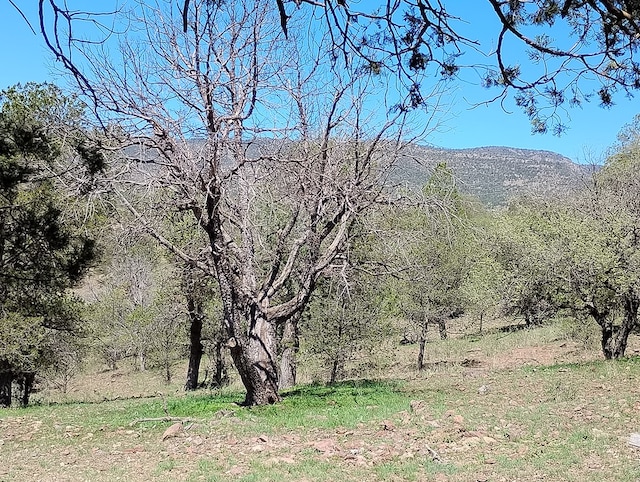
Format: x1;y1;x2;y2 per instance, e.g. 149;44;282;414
229;311;281;405
601;292;638;359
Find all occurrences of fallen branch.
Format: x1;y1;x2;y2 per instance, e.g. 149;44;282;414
425;442;442;462
129;417;192;426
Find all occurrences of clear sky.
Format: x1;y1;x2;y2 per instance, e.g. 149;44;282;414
1;2;637;164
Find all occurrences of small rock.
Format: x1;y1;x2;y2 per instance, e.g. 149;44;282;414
225;466;244;476
312;438;337;453
452;415;464;425
381;420;396;431
628;433;640;448
161;422;183;441
478;385;490;395
123;445;145;453
191;436;205;446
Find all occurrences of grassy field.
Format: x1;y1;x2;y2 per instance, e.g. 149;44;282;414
2;320;640;481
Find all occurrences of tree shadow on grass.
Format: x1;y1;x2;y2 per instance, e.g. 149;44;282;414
281;379;403;403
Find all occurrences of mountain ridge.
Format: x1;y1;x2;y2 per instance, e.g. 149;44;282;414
395;144;598;207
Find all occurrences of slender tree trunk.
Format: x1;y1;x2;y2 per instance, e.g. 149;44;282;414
329;318;344;384
279;315;299;390
0;370;12;408
330;359;341;384
229;310;281;406
417;338;426;370
18;373;35;408
138;350;146;371
417;317;428;370
185;295;204;391
438;318;448;340
212;337;229;388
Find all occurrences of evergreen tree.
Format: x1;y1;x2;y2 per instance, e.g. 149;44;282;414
0;83;99;406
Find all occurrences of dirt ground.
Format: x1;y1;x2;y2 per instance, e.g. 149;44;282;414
2;327;640;481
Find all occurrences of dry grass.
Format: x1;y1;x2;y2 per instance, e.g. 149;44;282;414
2;318;640;481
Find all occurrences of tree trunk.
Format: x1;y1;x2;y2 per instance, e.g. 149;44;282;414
601;321;617;360
0;370;12;408
601;293;638;359
417;317;428;370
213;241;279;405
137;350;146;371
417;337;426;370
438;318;448;340
279;315;299;390
229;311;281;406
330;358;341;384
185;295;204;391
329;318;344;384
17;373;35;408
212;337;229;388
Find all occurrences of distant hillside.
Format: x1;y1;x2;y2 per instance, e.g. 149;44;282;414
392;145;597;207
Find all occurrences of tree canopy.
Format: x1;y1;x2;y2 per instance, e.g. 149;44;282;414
0;83;99;406
30;0;640;134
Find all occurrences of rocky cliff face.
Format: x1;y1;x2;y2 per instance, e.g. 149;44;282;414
392;145;598;207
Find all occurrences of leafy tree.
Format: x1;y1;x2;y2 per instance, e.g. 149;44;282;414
460;236;505;334
378;164;472;369
559;123;640;358
492;203;562;327
301;244;396;384
0;83;99;406
87;235;188;379
495;156;640;360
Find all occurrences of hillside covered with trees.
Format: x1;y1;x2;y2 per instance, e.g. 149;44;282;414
396;146;594;207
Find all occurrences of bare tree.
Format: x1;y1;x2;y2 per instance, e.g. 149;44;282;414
55;0;415;405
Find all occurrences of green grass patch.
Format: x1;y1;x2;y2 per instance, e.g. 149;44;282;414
239;379;411;430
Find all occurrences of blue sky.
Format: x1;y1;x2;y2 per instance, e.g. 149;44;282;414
1;2;637;164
